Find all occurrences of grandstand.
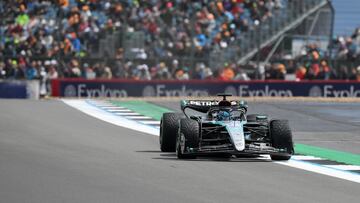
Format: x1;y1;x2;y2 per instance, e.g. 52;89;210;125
0;0;359;82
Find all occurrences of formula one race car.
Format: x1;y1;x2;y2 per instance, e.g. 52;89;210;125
159;94;294;160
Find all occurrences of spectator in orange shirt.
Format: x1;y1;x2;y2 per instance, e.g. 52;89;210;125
219;63;235;80
59;0;69;7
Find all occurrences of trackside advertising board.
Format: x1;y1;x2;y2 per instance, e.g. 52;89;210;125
51;79;360;98
0;80;39;99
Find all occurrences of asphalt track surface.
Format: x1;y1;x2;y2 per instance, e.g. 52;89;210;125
0;99;359;203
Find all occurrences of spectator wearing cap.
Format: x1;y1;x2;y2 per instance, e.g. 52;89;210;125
44;60;51;67
48;64;58;80
134;64;151;80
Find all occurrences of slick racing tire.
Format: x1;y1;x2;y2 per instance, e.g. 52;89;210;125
270;120;294;161
176;118;199;159
247;114;268;122
160;113;184;152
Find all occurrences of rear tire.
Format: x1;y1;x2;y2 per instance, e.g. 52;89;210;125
176;118;199;159
160;113;184;152
247;114;268;122
270;120;294;161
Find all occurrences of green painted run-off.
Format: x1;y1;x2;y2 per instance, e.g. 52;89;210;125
110;100;360;166
295;144;360;166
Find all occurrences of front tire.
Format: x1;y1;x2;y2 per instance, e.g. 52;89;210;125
270;120;294;161
160;113;184;152
176;118;199;159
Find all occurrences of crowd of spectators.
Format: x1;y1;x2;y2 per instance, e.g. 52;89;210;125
295;27;360;81
291;43;332;80
333;27;360;61
0;0;360;82
0;0;285;59
0;0;287;81
270;26;360;81
0;56;248;81
143;0;285;58
0;0;130;59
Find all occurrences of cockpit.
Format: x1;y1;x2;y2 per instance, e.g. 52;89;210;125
207;107;245;121
216;110;231;121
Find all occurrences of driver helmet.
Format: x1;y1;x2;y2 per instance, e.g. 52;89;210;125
217;110;231;121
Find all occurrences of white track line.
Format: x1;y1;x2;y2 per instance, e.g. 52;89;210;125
140;121;161;125
323;165;360;171
62;99;360;184
114;112;141;116
101;106;127;109
277;160;360;183
125;116;154;120
62;99;158;136
107;109;132;112
92;105;115;107
291;155;324;160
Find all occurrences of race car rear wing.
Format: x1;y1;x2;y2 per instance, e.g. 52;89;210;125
181;100;248;114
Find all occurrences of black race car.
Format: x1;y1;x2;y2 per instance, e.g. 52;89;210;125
159;94;294;160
